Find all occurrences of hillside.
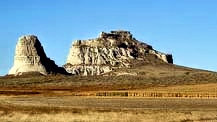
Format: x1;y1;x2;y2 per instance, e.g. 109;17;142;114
1;58;216;92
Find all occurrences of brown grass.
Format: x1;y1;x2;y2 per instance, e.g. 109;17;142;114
0;109;217;122
1;95;217;121
0;67;216;92
0;61;217;121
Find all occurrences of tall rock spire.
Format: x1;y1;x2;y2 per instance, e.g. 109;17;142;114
9;35;67;75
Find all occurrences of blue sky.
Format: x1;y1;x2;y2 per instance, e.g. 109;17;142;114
0;0;217;76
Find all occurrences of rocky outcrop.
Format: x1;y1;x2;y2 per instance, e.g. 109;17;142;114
9;35;67;76
64;30;173;76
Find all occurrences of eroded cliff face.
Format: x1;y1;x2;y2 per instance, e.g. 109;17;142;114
64;31;173;76
9;35;67;76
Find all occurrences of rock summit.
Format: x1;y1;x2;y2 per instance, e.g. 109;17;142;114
64;30;173;75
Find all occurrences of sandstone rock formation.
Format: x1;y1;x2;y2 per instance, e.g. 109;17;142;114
9;35;67;75
64;30;173;76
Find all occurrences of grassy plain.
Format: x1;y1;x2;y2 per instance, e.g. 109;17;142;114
1;95;217;122
0;62;217;121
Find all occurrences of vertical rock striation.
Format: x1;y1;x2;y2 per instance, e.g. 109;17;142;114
64;30;173;76
9;35;67;75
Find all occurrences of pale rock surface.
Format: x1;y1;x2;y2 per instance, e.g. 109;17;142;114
64;30;173;76
9;35;67;75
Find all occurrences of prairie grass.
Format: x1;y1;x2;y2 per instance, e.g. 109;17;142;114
0;110;217;122
0;60;217;122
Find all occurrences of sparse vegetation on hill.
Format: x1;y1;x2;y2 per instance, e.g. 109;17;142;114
1;59;217;91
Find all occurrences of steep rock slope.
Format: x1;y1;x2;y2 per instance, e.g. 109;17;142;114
64;31;173;75
9;35;67;75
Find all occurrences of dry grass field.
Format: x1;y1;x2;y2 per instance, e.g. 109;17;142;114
1;95;217;122
1;109;217;122
0;83;217;121
0;62;217;121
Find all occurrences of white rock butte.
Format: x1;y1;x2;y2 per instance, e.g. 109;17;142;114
64;30;173;76
9;35;67;75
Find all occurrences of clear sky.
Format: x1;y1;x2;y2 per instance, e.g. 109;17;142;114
0;0;217;76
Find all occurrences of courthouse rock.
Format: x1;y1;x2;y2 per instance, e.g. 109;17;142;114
64;31;173;75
